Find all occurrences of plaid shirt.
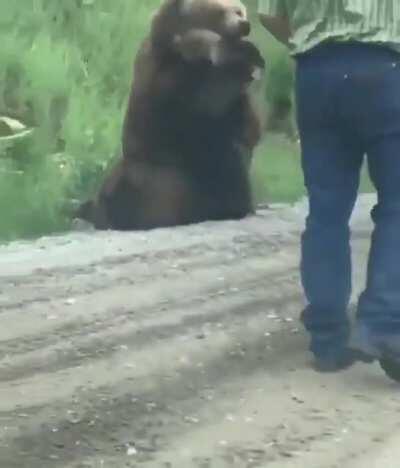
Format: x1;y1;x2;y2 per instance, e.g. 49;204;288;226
258;0;400;55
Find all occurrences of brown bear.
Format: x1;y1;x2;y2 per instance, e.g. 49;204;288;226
77;0;265;230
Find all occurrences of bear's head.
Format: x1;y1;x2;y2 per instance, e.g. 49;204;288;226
151;0;250;52
180;0;250;38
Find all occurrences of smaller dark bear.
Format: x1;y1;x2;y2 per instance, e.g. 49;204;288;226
77;0;265;230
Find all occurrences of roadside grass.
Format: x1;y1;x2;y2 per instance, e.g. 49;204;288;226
252;133;303;204
252;133;375;205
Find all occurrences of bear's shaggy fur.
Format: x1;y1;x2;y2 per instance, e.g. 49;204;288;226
78;0;265;230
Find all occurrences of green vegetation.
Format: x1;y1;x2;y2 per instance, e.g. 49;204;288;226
0;0;371;242
252;134;302;204
0;0;159;241
252;135;373;205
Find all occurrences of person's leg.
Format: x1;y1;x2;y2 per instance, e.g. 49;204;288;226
355;114;400;357
299;136;364;365
295;55;364;368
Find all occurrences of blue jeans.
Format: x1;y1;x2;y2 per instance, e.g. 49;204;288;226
296;42;400;357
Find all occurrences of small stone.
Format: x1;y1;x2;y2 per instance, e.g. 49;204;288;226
291;395;305;404
184;416;199;424
280;450;294;458
127;446;137;456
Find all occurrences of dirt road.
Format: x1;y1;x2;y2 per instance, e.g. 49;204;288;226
1;194;399;468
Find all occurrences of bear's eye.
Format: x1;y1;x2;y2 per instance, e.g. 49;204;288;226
235;8;244;17
213;6;226;19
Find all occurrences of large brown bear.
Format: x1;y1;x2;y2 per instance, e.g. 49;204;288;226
77;0;265;230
